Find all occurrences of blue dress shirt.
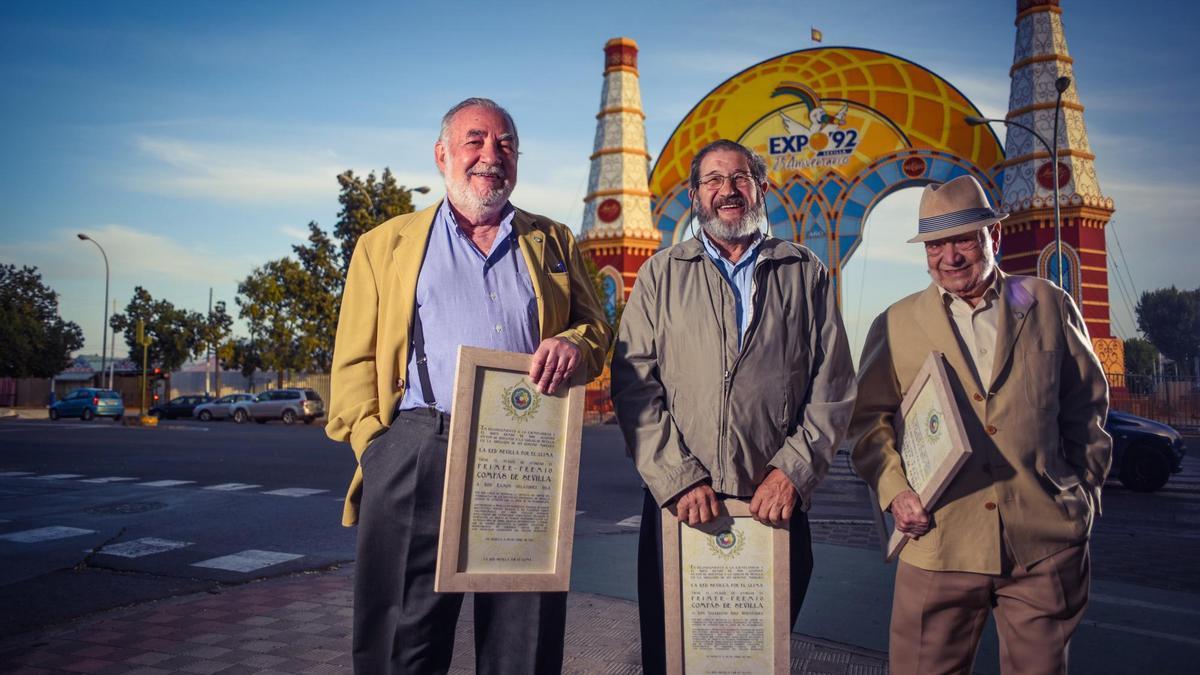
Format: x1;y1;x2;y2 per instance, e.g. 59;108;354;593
399;200;540;413
700;229;763;348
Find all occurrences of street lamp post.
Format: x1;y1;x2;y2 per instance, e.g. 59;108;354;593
77;233;110;387
965;76;1071;287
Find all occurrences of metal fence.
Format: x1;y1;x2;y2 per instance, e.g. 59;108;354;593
1109;372;1200;432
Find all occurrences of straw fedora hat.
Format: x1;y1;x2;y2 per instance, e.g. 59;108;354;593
908;175;1008;243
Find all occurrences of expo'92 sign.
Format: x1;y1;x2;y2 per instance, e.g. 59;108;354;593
765;82;860;171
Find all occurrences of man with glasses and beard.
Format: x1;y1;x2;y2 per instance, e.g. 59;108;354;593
611;139;856;674
327;97;611;674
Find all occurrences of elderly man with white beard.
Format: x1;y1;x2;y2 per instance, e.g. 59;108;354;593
611;139;856;675
326;97;611;674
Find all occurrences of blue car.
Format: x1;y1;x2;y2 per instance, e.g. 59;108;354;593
49;388;125;421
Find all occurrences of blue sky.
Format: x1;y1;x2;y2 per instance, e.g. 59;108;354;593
2;0;1197;362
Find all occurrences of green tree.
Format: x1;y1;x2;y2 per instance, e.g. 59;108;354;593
291;222;341;372
1135;286;1200;370
0;264;84;378
1123;336;1159;395
333;168;418;272
220;337;263;390
109;287;205;373
236;258;310;387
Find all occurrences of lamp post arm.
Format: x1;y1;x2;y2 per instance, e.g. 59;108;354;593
82;238;111;384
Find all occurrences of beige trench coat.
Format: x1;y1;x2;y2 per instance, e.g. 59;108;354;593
611;236;856;508
849;271;1111;573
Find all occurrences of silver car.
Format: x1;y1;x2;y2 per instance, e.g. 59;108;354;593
231;388;325;425
192;393;255;421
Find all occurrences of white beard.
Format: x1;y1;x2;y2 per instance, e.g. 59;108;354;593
444;166;513;222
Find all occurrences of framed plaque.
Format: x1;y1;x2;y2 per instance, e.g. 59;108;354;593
434;345;584;592
662;499;790;674
879;351;972;562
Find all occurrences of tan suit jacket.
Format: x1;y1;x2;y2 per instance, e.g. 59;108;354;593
850;271;1111;573
325;202;612;526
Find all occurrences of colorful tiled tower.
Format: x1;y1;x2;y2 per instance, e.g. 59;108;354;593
998;0;1122;379
579;37;660;323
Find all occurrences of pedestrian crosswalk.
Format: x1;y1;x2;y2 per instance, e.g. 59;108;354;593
0;470;332;574
1;470;332;501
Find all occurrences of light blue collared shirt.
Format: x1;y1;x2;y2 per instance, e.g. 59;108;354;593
700;229;763;348
399;200;540;413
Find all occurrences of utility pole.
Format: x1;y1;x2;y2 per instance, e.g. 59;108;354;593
206;287;213;396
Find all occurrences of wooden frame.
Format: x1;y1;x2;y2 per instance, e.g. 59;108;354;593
434;346;584;592
880;351;973;562
662;499;790;674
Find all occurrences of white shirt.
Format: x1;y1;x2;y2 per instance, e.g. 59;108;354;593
937;275;1001;388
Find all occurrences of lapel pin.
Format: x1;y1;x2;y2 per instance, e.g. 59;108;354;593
533;235;543;243
552;262;566;273
1015;311;1025;319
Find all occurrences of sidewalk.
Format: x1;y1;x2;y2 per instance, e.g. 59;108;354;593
0;563;887;674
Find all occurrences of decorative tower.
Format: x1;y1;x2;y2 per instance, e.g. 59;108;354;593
998;0;1122;379
579;37;660;323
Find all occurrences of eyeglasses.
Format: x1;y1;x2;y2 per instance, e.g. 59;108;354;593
924;237;982;256
698;172;755;191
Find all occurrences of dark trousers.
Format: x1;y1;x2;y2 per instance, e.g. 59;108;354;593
354;408;567;675
636;489;814;675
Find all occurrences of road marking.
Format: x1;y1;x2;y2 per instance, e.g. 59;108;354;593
191;549;304;573
1082;620;1200;647
0;471;34;477
616;516;641;528
88;537;192;558
810;518;875;524
80;476;139;483
0;526;95;543
262;488;328;497
1091;592;1200;617
25;474;85;480
138;480;196;487
205;483;261;491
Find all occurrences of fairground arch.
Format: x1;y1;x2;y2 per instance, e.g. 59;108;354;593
649;47;1006;299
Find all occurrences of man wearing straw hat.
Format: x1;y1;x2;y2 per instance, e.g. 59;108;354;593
849;175;1111;674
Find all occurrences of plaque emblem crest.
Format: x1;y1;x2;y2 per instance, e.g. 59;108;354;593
926;410;941;440
707;527;746;558
502;381;542;422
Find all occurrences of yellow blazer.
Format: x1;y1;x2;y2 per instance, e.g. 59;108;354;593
849;271;1111;573
326;202;612;525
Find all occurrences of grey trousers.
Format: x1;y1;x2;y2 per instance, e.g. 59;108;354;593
354;408;567;674
635;489;813;675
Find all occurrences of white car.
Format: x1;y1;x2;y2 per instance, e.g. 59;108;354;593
192;393;256;421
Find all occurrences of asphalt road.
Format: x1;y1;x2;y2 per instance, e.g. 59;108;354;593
2;416;1198;673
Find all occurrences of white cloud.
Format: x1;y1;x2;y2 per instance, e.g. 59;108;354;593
277;224;311;240
123;135;343;203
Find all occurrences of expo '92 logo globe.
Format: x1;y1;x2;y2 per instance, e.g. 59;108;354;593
707;527;746;558
926;410;941;440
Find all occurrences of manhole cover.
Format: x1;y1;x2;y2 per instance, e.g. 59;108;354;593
87;501;166;515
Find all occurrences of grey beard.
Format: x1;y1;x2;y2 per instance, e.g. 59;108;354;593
696;199;766;242
445;175;512;222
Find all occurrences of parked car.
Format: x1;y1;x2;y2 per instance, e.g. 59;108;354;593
148;394;214;420
1106;409;1187;492
48;388;124;421
230;388;325;425
192;393;256;421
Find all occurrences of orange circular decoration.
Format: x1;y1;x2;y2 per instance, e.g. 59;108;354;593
597;198;622;223
809;132;829;151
